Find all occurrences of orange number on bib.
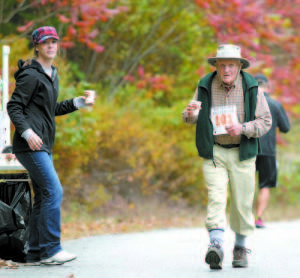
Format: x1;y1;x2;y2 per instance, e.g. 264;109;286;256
215;115;220;126
221;113;226;125
227;114;232;126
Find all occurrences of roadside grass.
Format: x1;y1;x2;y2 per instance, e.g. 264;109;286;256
61;199;206;240
259;203;300;222
61;196;300;240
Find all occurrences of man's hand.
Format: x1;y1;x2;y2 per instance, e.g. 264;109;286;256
226;123;243;137
182;101;202;124
186;103;197;117
186;101;201;117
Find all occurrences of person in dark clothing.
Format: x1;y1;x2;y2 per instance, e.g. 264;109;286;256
254;74;290;228
7;26;95;265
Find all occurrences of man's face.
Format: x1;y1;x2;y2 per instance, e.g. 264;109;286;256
216;59;241;85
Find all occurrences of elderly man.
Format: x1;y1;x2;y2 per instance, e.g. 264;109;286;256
182;44;272;270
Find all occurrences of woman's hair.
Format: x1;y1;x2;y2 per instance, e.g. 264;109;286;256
23;58;34;67
33;43;39;57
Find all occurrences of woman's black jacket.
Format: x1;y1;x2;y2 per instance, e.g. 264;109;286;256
7;59;78;154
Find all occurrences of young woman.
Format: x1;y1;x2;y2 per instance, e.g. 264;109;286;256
7;26;95;265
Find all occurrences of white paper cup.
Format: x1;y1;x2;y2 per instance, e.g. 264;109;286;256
187;100;201;117
85;90;95;104
190;100;201;109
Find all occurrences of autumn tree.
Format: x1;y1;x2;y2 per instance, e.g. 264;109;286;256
61;0;211;97
1;0;212;98
194;0;300;116
0;0;126;51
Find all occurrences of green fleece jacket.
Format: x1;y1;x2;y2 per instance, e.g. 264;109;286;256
195;70;259;161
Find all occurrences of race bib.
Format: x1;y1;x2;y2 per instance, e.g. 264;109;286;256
211;105;238;135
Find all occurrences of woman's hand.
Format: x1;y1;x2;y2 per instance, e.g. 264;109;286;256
21;129;43;151
74;90;96;109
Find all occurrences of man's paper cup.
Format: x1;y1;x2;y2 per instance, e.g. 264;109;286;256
189;100;201;117
190;100;201;109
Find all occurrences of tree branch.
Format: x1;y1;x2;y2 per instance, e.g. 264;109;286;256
3;0;30;24
108;21;179;97
87;17;115;76
0;0;4;23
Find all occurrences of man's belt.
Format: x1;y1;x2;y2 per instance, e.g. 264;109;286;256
215;143;240;149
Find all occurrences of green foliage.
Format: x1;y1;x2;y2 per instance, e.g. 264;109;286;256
1;0;215;99
49;73;207;207
66;0;214;97
271;121;300;205
3;1;300;214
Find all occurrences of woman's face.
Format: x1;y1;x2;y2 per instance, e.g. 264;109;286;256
35;39;58;60
216;59;241;85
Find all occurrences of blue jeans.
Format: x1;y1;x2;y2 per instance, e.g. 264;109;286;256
16;151;63;261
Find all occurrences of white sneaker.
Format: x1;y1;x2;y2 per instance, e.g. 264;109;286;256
41;250;77;265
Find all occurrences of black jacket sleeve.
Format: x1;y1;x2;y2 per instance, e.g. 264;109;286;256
55;99;78;116
277;103;290;133
7;71;38;135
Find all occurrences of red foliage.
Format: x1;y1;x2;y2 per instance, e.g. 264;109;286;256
94;45;105;53
123;66;173;97
194;0;300;112
17;21;33;32
58;14;70;23
67;26;77;38
17;0;127;52
138;66;145;78
59;41;75;48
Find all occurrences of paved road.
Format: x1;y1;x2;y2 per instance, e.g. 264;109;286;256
1;220;299;278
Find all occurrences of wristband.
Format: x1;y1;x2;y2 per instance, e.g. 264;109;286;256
21;129;35;141
73;97;87;109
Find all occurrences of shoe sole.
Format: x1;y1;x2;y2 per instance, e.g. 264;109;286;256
22;262;41;266
232;260;248;268
41;256;77;265
205;250;222;270
41;261;64;265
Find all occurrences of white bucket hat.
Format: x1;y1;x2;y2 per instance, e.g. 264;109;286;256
207;44;250;69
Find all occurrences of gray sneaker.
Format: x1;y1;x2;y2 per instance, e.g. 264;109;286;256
205;240;224;270
232;246;251;268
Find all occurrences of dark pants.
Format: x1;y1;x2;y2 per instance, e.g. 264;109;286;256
256;155;277;189
16;151;63;261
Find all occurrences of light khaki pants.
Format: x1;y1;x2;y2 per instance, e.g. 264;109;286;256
202;145;256;236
